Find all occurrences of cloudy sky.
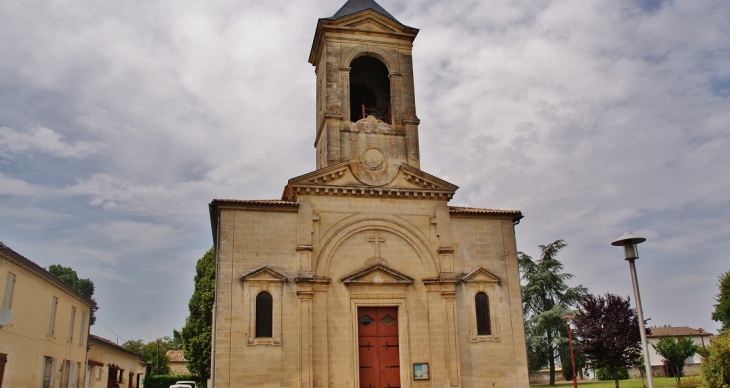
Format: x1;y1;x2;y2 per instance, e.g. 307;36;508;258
1;0;728;344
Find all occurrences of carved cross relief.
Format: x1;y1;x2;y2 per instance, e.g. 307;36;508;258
368;230;385;258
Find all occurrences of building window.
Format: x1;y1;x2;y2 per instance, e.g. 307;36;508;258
60;359;71;388
2;273;15;310
42;356;56;388
255;291;273;338
48;297;58;337
78;311;87;346
68;306;76;343
0;353;7;388
475;292;491;336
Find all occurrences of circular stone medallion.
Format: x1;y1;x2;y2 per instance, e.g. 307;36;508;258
363;148;385;169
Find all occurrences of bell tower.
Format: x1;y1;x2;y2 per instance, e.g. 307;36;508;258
309;0;421;173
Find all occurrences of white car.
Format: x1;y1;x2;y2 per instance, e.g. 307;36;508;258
174;382;197;388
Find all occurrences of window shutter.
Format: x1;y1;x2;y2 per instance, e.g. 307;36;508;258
78;311;87;346
48;297;58;337
2;273;15;310
68;307;76;343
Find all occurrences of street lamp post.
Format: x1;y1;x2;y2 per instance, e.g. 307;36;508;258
612;232;654;388
562;314;578;388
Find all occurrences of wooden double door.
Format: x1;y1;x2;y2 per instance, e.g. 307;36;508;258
358;307;401;388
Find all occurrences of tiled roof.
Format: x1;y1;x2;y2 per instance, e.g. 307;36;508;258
449;206;523;218
0;242;96;307
211;199;298;207
167;350;187;362
647;326;713;338
327;0;399;23
89;334;143;358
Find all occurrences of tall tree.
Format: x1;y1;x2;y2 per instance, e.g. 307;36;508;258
181;248;215;380
652;336;700;384
519;240;588;386
48;264;98;325
572;293;644;388
712;269;730;333
122;336;178;375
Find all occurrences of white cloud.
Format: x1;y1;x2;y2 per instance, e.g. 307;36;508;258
0;126;105;159
1;0;728;341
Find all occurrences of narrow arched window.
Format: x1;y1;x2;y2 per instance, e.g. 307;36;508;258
475;292;491;335
255;291;273;338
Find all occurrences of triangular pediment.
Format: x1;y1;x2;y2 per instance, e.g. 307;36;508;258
286;162;360;187
342;264;413;284
282;162;458;201
395;164;459;192
341;15;398;32
461;267;501;285
241;266;288;282
330;9;404;31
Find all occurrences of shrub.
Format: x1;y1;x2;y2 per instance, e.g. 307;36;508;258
677;376;702;388
702;332;730;388
596;367;629;381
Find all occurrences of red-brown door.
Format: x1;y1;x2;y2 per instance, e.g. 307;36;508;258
358;307;400;388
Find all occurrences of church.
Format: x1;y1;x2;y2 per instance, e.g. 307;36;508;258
208;1;530;387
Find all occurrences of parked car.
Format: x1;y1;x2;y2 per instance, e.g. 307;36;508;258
169;385;190;388
175;382;198;388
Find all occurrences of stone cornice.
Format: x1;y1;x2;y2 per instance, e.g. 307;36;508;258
285;185;455;201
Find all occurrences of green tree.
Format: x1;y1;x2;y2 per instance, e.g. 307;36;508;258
713;269;730;333
48;264;97;325
519;240;588;386
572;293;644;388
652;336;701;384
701;331;730;387
181;248;215;380
122;336;179;375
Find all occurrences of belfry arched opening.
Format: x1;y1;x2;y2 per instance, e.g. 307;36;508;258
349;56;391;124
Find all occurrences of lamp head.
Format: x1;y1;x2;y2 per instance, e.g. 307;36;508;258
611;232;646;260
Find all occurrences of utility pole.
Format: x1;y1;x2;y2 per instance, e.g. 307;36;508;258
156;339;160;375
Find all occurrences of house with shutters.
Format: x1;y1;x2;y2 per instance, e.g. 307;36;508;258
208;1;530;387
0;242;96;388
647;326;713;368
86;335;146;388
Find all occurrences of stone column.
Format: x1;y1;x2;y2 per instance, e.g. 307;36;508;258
296;282;314;388
442;283;462;387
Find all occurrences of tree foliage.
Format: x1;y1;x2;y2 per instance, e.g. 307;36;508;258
181;248;215;380
652;336;700;384
48;264;97;325
122;336;180;375
572;293;644;388
701;331;730;388
519;240;588;386
713;269;730;333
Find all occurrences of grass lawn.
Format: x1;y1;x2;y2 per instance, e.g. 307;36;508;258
531;377;689;388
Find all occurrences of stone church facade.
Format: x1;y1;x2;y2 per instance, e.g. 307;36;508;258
208;1;530;387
